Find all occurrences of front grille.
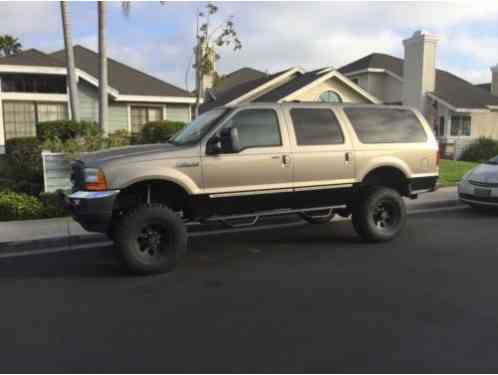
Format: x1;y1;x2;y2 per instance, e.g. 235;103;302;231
460;193;498;203
468;180;498;188
70;161;85;191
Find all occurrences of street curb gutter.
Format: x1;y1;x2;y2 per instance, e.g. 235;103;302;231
0;199;464;258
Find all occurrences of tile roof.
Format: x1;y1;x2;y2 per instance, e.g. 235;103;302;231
210;67;266;98
50;45;193;97
339;53;498;109
200;68;295;113
0;48;65;67
254;68;330;102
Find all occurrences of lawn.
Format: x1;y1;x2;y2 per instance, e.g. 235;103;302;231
439;159;478;187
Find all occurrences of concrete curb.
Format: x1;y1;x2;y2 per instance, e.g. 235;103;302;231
0;198;464;258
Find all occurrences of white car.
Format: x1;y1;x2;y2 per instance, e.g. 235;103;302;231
458;156;498;209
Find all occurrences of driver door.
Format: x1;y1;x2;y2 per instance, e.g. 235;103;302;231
201;107;292;213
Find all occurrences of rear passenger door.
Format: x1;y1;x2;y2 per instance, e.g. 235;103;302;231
286;107;355;192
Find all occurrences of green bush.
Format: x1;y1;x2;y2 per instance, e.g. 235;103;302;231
39;192;67;218
460;137;498;162
37;120;100;142
107;130;132;148
0;190;45;221
140;121;185;144
5;138;43;193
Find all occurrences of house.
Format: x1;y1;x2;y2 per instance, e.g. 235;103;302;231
199;65;380;114
0;45;196;154
339;30;498;159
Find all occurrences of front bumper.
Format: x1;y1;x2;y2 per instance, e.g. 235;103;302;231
458;180;498;207
62;190;119;233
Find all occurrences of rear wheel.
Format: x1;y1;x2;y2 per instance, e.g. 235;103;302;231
352;187;406;242
114;204;187;274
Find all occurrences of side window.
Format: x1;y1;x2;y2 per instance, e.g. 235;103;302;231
290;108;344;146
224;109;282;150
343;107;427;144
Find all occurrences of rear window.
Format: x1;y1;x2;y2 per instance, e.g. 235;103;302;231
343;107;427;144
290;108;344;146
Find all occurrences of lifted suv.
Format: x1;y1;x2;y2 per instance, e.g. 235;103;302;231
65;103;439;274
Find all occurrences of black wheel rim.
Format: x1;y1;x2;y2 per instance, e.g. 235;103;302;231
372;199;400;231
136;222;172;263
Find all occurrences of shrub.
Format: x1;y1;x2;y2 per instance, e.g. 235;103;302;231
460;137;498;162
140;121;185;144
5;138;43;188
107;130;132;148
37;120;100;142
0;190;45;221
39;192;67;218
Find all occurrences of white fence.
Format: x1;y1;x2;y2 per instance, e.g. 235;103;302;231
41;151;72;193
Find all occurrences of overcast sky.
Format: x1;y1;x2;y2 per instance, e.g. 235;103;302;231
3;1;498;90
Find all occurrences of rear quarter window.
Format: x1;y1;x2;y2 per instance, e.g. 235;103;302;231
343;107;427;144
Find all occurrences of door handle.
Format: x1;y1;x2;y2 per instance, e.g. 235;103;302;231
345;152;351;163
282;155;291;165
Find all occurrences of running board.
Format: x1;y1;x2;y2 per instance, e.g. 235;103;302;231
206;205;347;228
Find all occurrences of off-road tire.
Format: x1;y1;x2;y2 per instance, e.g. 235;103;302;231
352;187;406;242
114;204;187;274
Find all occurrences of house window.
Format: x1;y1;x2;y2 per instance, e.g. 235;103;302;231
130;106;163;132
1;74;66;94
318;90;342;103
2;101;68;140
37;103;68;122
450;116;471;136
437;116;445;137
3;102;37;139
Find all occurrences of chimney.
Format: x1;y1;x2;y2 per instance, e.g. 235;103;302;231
491;65;498;96
194;40;216;98
402;30;439;115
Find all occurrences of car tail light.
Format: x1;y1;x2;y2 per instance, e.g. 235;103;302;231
85;169;108;191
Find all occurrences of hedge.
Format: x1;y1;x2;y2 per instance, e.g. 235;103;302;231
460;137;498;162
5;138;43;194
0;190;45;221
37;120;100;142
140;120;185;144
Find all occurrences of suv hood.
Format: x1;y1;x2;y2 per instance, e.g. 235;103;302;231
79;143;193;168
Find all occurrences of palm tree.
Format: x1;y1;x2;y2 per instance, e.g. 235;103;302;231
0;35;22;56
98;1;108;135
59;2;80;121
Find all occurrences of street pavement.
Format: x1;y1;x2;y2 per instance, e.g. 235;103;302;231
0;206;497;372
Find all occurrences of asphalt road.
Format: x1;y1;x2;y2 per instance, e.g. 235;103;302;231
0;207;498;372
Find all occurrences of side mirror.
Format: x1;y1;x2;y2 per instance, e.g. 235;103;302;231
206;136;223;155
207;128;241;155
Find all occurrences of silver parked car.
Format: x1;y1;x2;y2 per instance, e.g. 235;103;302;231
458;156;498;209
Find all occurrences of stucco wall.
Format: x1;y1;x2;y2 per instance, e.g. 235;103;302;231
470;111;498;139
346;72;402;104
290;77;371;103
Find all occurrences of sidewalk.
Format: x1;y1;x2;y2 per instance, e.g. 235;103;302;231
0;187;461;254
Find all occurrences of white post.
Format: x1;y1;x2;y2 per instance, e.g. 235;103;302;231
162;105;167;121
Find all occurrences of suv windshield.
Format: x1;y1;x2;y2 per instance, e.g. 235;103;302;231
170;108;228;146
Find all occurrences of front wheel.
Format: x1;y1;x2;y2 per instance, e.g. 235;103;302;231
114;204;187;274
352;187;406;242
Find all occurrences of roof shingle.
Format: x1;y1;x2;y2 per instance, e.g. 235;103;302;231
50;45;193;97
339;53;498;109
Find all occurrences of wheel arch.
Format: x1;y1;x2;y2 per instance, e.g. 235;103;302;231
360;165;410;196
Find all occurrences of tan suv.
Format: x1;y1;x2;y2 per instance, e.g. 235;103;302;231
64;103;439;274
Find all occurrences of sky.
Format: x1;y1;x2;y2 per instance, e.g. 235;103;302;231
2;1;498;91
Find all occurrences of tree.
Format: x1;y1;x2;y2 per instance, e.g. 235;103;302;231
98;1;108;135
59;2;80;121
193;3;242;117
0;35;22;57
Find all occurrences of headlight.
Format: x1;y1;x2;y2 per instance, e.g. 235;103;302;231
84;168;108;191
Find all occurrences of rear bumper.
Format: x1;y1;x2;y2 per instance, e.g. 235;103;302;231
62;190;119;233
